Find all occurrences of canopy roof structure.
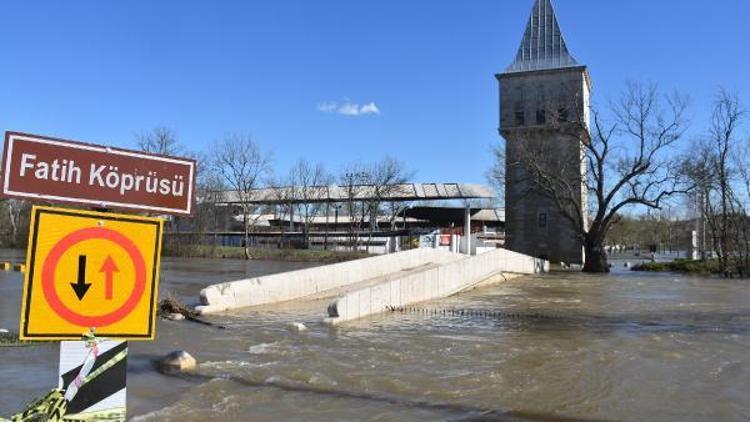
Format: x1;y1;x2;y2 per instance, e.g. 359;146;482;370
402;206;505;227
206;183;496;205
505;0;579;73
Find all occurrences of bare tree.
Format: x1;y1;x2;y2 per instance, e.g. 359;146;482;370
1;199;28;247
210;133;272;259
195;153;227;246
708;89;746;273
682;89;747;275
135;126;190;236
733;145;750;274
680;139;715;259
488;144;506;203
265;176;291;242
340;164;370;251
136;126;184;156
288;159;332;248
367;157;414;244
338;157;414;252
496;82;690;272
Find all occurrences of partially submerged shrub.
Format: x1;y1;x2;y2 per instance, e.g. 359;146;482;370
632;259;722;274
0;331;32;347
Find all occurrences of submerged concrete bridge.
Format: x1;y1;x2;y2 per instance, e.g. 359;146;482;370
196;248;547;324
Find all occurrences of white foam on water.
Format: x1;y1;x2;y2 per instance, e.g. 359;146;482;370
130;378;232;421
247;341;281;355
201;359;279;372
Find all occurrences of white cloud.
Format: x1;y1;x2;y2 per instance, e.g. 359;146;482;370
316;101;338;113
359;102;380;115
317;100;381;117
338;102;361;116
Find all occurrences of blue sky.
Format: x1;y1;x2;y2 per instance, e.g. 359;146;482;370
1;0;748;185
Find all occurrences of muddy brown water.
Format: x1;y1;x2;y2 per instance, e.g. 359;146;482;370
1;251;749;421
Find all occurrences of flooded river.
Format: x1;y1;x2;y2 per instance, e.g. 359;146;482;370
2;252;750;421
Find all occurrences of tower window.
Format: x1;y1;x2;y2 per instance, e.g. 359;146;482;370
538;212;547;229
558;94;570;122
536;84;547;125
536;109;546;125
515;111;525;126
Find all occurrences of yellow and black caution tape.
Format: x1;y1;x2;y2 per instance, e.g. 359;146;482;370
0;391;124;421
4;388;68;421
53;408;126;421
81;348;127;387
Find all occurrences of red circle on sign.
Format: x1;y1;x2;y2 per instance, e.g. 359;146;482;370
41;227;147;327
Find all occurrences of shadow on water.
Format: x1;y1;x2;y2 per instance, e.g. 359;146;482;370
166;370;612;422
387;307;750;335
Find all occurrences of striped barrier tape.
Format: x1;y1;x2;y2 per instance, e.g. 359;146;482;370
58;408;126;421
1;396;125;422
80;349;127;387
3;389;67;422
0;262;24;272
63;342;99;403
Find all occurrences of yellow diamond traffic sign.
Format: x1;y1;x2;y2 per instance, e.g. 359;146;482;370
20;206;163;340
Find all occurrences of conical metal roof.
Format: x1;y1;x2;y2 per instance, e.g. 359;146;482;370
505;0;579;73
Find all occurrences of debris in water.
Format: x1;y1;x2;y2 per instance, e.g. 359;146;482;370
158;295;197;319
288;322;308;332
158;295;227;329
165;313;185;321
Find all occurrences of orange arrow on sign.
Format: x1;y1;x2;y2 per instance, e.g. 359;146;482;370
99;256;119;301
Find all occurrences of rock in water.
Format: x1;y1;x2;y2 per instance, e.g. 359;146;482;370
157;350;197;374
288;322;307;332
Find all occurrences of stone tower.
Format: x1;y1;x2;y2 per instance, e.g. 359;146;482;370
497;0;590;264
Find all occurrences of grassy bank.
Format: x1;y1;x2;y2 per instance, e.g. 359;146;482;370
631;259;721;274
0;331;33;347
163;244;373;263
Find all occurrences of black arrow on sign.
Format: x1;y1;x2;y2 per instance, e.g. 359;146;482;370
70;255;91;300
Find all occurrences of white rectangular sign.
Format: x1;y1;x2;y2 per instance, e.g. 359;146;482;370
59;340;127;419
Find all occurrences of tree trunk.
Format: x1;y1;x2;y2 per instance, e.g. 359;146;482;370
212;202;218;246
583;236;609;273
324;203;329;250
7;204;17;243
243;208;251;260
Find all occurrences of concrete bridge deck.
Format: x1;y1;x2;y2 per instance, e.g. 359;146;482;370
323;248;547;325
302;261;457;302
195;248;462;314
196;248;547;321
